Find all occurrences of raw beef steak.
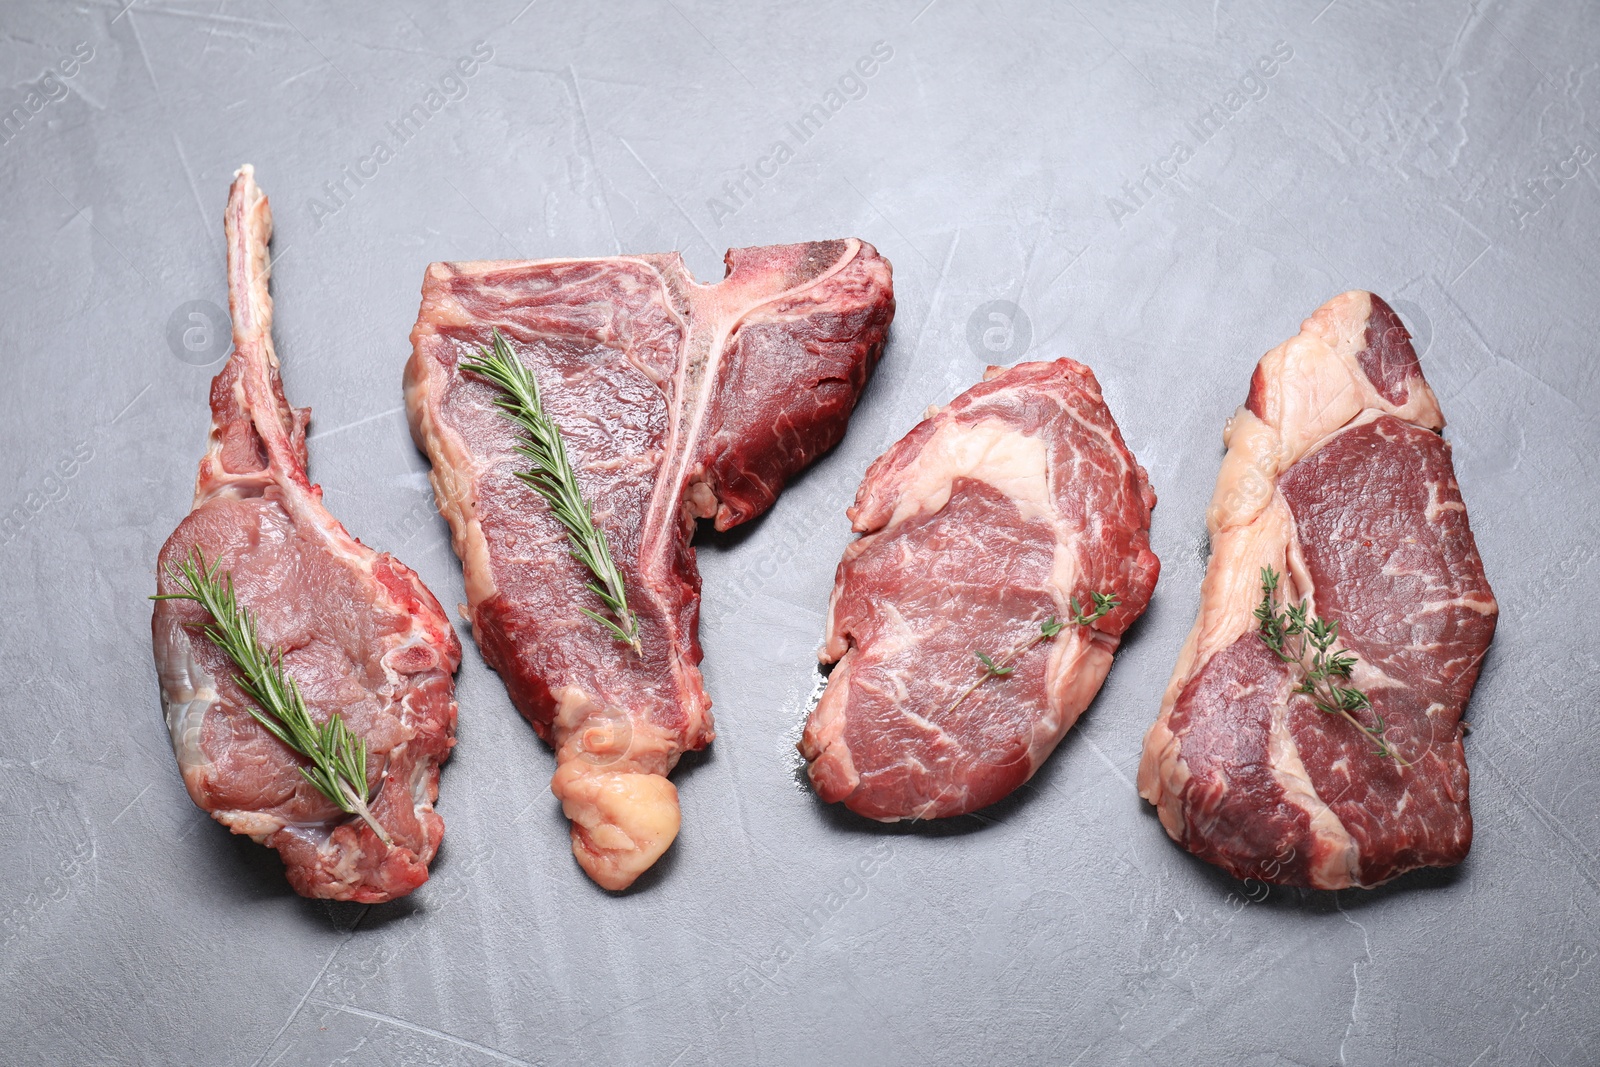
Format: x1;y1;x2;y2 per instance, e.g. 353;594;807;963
1138;292;1497;889
800;359;1159;820
152;167;461;902
406;241;893;888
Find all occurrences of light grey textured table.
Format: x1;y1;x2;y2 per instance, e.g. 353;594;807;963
2;1;1597;1064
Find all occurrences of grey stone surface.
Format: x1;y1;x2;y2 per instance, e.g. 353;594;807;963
1;1;1596;1064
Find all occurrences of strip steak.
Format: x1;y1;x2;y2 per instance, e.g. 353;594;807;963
1138;291;1498;888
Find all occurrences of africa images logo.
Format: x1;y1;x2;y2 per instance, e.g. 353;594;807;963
1105;40;1293;226
706;41;895;226
306;42;495;230
0;41;95;149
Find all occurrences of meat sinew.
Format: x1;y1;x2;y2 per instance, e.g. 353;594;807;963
152;167;461;903
1138;292;1497;889
405;241;894;889
800;359;1159;820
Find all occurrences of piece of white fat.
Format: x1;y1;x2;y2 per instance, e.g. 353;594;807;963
886;417;1051;528
161;640;219;775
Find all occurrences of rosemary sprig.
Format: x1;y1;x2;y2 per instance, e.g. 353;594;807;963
460;329;640;653
152;548;394;844
1254;566;1411;766
947;592;1120;716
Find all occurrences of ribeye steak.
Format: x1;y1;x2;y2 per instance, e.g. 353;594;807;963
152;167;461;902
800;359;1159;820
405;241;894;888
1138;291;1497;889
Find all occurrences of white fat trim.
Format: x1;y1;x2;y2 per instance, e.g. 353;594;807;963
549;684;683;775
1035;636;1114;772
214;809;286;844
884;417;1052;530
550;685;605;735
440;253;673;277
1208;408;1281;534
406;746;434;809
1189;495;1294;672
323;827;367;884
160;638;217;780
1137;712;1190;832
407;352;499;609
1266;691;1360;888
1282;510;1316;616
1415;595;1498;616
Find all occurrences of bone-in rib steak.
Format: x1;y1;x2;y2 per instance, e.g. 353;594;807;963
1138;292;1497;889
152;167;461;902
800;359;1159;820
405;241;893;889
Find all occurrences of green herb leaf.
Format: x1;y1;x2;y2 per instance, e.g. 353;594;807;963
1255;566;1410;766
1069;591;1120;626
975;651;1014;677
946;590;1120;718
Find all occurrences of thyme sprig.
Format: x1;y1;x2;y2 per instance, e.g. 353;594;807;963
461;328;641;653
947;592;1120;716
152;548;394;844
1254;566;1411;766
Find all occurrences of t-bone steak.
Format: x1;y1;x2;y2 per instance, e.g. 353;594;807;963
800;359;1159;820
1138;291;1498;889
405;241;894;889
151;167;461;902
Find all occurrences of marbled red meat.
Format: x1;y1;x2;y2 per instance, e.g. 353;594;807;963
151;167;461;903
800;359;1159;820
1139;291;1497;889
405;241;893;888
